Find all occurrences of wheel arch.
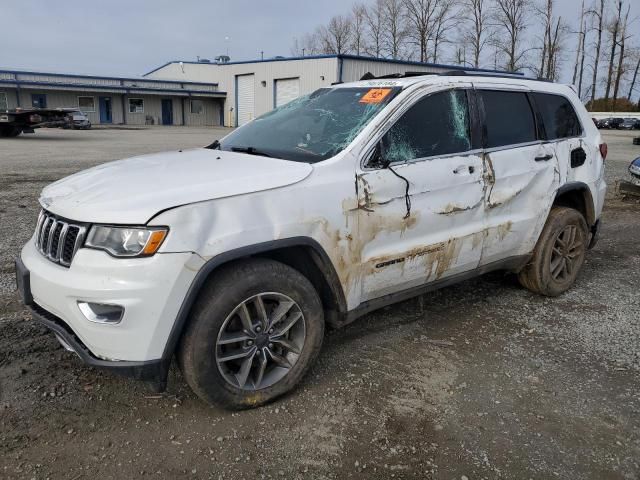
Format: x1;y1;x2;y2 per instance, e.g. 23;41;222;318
553;182;596;227
161;237;347;361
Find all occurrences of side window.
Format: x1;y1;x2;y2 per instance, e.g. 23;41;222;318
480;90;536;148
381;90;471;163
532;93;582;140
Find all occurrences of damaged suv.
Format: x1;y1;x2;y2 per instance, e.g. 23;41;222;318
16;73;607;409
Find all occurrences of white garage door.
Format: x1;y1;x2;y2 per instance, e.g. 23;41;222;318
275;78;300;108
236;74;255;126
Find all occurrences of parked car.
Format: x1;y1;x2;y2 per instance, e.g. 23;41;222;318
620;118;637;130
609;117;625;129
594;118;608;129
598;117;622;129
64;110;91;130
16;73;607;409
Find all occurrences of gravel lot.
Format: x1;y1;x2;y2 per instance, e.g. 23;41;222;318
1;127;639;479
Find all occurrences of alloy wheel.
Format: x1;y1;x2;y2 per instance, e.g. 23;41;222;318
215;292;306;390
550;224;583;282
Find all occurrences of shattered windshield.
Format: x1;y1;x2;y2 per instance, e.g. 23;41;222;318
219;87;400;163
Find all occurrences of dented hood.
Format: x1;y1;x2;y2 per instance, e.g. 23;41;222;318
40;148;313;224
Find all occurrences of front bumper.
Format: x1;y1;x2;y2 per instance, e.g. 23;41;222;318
19;238;204;363
17;273;169;386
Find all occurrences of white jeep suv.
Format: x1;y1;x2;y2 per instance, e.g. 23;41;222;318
16;73;607;409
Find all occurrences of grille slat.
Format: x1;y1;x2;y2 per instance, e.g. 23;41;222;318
34;210;86;267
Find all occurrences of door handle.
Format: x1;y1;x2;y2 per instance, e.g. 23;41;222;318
453;165;475;174
535;154;554;162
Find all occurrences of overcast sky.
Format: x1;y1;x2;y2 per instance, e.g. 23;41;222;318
2;0;639;84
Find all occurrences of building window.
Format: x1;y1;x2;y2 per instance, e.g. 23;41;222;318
31;94;47;109
78;96;95;112
190;99;204;114
129;98;144;113
0;92;7;111
191;100;204;115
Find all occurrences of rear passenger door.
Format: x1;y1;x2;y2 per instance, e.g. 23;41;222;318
476;88;559;265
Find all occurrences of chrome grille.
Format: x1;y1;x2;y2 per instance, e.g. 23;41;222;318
34;210;86;267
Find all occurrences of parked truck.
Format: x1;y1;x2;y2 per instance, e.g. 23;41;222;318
0;108;74;137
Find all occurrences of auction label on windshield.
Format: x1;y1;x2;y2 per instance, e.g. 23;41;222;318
360;88;393;104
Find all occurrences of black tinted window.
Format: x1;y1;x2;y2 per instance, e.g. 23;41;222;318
533;93;582;139
480;90;536;148
381;90;471;163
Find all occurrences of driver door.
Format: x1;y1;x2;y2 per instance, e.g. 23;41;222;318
355;87;486;301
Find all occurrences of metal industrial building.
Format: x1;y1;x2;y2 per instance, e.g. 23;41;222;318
0;70;225;126
0;55;516;128
144;54;517;127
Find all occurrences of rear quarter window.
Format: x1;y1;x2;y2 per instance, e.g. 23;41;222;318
479;90;537;149
532;93;582;140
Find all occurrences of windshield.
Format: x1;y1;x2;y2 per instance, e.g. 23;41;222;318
219;87;400;163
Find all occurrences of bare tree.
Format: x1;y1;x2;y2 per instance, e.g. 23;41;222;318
364;0;385;57
589;0;605;105
572;0;586;85
381;0;408;59
351;3;368;55
318;15;354;54
493;0;530;72
432;0;460;63
534;0;564;81
576;4;589;98
462;0;492;68
612;3;631;110
604;0;623;107
403;0;439;62
291;32;322;56
628;53;640;101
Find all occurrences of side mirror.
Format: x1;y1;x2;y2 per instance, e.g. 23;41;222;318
369;142;391;169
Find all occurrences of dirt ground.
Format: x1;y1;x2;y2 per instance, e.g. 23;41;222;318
1;127;639;480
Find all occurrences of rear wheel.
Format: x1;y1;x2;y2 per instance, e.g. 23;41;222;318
178;258;324;409
0;126;21;137
518;207;589;296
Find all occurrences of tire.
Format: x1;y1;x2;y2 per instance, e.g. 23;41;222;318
178;258;324;409
0;126;21;137
518;207;589;297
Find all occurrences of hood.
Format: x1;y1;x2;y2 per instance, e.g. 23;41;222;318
40;148;313;224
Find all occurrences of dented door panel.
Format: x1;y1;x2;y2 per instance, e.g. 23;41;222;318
357;152;485;301
480;142;559;265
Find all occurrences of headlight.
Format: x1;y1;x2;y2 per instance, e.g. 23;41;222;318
85;226;168;257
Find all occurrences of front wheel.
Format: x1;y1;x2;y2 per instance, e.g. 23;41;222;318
178;258;324;409
518;207;589;296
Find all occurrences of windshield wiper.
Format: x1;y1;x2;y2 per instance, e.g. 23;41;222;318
230;146;273;158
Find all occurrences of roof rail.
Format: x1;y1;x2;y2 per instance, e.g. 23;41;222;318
360;71;439;80
360;69;537;82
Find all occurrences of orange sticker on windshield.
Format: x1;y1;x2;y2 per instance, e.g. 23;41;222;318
360;88;392;104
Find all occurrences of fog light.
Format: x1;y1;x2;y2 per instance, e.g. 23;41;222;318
78;302;124;324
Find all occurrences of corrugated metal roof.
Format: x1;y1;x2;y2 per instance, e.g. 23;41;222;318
0;69;223;97
0;69;218;87
143;54;523;77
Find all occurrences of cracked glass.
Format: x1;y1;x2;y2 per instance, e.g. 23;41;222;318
381;90;471;164
219;87;400;163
